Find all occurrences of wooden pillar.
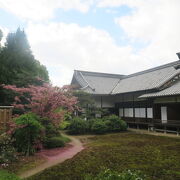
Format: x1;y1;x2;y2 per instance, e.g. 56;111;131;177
177;127;179;136
100;96;103;108
164;125;167;134
152;99;155;127
133;93;135;119
145;101;148;121
122;94;125;118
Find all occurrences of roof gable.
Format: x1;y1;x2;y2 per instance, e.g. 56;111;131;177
71;70;124;94
71;61;180;95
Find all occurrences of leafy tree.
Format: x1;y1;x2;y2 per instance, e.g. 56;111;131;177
3;84;78;127
73;90;109;119
0;28;49;105
0;28;49;86
13;113;43;156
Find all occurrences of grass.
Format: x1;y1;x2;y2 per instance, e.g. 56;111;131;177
0;134;70;175
1;155;46;176
0;170;20;180
26;132;180;180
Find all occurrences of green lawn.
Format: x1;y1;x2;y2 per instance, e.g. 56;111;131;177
27;132;180;180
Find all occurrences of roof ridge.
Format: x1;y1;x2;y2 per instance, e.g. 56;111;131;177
123;60;180;79
78;71;95;90
109;79;121;94
75;70;125;79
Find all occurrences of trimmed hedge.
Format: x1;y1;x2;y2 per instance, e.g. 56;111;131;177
91;120;107;134
43;136;70;149
68;115;127;135
68;117;88;135
103;115;127;132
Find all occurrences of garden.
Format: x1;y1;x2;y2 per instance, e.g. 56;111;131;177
27;132;180;180
1;28;180;180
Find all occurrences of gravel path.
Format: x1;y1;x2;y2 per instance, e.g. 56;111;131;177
19;134;84;179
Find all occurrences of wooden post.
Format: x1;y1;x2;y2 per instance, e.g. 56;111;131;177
164;125;167;134
177;128;179;136
133;93;135;120
100;96;103;108
122;94;125;118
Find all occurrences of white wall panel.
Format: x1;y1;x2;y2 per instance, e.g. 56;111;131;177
147;108;153;118
119;108;124;117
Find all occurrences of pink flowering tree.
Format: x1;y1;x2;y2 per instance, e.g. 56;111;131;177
3;83;78;128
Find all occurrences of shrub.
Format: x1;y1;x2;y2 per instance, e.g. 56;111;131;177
13;113;44;156
91;120;108;134
59;121;71;130
67;115;127;135
85;169;145;180
44;124;60;138
86;119;96;131
68;117;87;134
119;120;127;131
103;115;127;132
0;133;17;165
0;170;20;180
43;136;70;149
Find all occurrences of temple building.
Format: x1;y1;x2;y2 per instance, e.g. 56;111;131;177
71;55;180;134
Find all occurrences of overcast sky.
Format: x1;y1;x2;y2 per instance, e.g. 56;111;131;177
0;0;180;86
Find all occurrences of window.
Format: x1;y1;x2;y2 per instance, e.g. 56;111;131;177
119;108;123;117
135;108;146;118
147;108;153;118
135;108;140;117
129;108;133;117
124;108;129;117
140;108;146;118
161;106;167;123
124;108;133;117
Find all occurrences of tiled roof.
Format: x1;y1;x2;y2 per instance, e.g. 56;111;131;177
71;61;180;95
139;80;180;98
72;70;123;94
112;61;180;94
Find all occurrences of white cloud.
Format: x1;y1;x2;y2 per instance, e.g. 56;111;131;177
0;26;9;45
26;0;180;86
26;22;150;86
99;0;180;64
0;0;94;21
1;0;180;87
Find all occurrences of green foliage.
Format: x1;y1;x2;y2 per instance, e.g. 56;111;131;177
91;120;108;134
73;91;95;109
0;170;20;180
68;117;88;134
44;123;60;138
73;91;108;119
0;28;49;105
103;115;127;132
27;133;180;180
0;133;17;165
85;169;145;180
14;113;43;156
43;136;70;149
59;121;71;130
68;115;127;135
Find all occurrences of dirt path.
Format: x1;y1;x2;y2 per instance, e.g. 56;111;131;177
19;134;84;179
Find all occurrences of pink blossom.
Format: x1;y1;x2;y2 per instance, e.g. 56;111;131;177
3;83;78;128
